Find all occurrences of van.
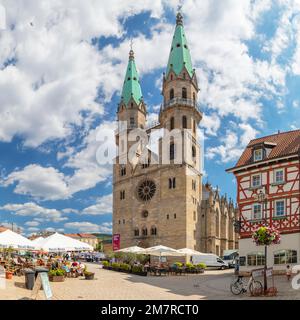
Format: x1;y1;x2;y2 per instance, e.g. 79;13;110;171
192;254;229;270
222;250;239;268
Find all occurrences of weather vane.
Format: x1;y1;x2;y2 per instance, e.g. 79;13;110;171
177;4;183;12
130;38;134;51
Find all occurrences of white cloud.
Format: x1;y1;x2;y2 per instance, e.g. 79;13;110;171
82;194;112;216
201;113;221;136
64;221;112;234
0;0;165;147
206;123;258;163
0;202;68;223
25;221;40;227
1;165;70;200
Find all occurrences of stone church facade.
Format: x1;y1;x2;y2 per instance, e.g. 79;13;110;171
113;12;238;256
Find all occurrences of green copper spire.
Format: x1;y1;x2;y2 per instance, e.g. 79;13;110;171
121;49;143;106
166;12;194;78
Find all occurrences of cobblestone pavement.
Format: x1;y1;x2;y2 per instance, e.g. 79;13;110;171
1;264;300;300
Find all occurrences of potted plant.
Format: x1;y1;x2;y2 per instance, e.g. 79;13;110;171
84;271;95;280
49;269;65;282
102;261;109;269
132;265;147;276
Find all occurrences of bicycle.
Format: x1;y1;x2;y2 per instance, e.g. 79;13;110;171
230;275;263;296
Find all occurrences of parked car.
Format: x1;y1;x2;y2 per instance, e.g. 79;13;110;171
192;254;228;270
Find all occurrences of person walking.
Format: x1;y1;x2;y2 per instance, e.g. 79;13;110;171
286;265;292;281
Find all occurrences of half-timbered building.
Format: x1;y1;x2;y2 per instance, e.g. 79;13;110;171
227;130;300;273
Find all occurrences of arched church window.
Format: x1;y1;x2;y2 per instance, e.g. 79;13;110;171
182;87;187;99
193;119;196;133
134;228;139;237
170;143;175;161
193;92;196;104
170;74;173;81
170;88;174;100
170;117;175;130
182;116;187;129
142;227;148;236
183;73;186;79
151;227;157;236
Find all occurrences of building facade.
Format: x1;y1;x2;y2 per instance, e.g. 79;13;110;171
113;12;238;255
228;130;300;273
200;184;239;255
65;233;99;249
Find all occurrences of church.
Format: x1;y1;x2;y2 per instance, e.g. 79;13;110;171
113;11;239;256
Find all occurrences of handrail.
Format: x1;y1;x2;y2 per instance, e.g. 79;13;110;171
160;98;202;114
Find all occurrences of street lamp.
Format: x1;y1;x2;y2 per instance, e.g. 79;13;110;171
256;190;269;293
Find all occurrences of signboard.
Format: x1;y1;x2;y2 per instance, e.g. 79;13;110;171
252;268;264;278
266;267;273;278
31;273;53;300
113;234;121;251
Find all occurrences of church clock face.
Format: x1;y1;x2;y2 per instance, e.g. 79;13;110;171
137;180;156;202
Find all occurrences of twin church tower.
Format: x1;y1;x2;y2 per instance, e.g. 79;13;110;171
113;12;204;250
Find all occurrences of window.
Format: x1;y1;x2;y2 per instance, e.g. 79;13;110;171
142;228;148;236
252;174;261;188
182;116;187;129
253;203;262;220
170;117;175;130
174;214;177;219
170;74;173;81
274;250;297;265
275;200;285;217
247;252;265;266
192;180;196;191
170;89;174;100
182;87;187;99
120;166;126;176
130;117;135;127
183;73;186;79
120;190;125;200
193;92;196;103
274;169;284;184
151;227;157;236
169;178;176;189
142;159;150;169
123;219;125;224
253;149;263;162
167;214;169;220
192;146;196;159
170;143;175;160
193;120;196;133
193;211;196;221
134;228;139;237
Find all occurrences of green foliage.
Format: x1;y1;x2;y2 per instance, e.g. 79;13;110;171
185;263;195;269
174;262;183;268
132;265;144;273
49;269;65;277
196;263;206;269
111;263;121;269
120;263;131;271
135;254;149;265
102;261;109;267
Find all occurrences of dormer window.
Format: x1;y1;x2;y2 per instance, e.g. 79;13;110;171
253;149;263;162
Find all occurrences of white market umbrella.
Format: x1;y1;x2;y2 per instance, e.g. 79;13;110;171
144;245;184;257
31;237;45;246
116;246;146;254
0;230;37;250
177;248;205;255
37;233;93;252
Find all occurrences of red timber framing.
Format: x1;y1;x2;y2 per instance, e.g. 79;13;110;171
235;159;300;239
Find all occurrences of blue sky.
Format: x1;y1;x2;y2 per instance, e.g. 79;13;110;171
0;0;299;235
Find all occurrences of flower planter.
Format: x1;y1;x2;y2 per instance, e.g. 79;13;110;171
5;271;13;280
49;275;65;282
84;273;95;280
